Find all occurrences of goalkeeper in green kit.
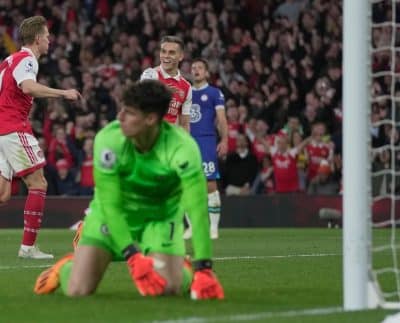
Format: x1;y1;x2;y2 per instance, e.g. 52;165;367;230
34;80;224;300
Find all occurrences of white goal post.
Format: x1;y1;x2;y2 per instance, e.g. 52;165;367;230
343;0;400;310
343;0;371;311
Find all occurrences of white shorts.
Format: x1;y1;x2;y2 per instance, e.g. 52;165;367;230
0;132;45;180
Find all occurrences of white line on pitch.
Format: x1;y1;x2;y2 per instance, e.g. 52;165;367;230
150;306;343;323
0;264;51;270
0;253;340;270
213;253;340;261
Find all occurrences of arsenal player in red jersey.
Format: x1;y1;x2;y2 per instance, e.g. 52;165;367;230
140;36;192;132
0;16;81;259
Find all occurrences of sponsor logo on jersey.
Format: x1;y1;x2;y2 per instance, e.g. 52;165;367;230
190;104;201;123
100;149;116;168
201;94;208;102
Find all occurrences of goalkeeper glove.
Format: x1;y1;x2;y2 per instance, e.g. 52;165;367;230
123;245;167;296
190;260;224;300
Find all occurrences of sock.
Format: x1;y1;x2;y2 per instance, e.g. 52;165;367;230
208;190;221;231
181;265;193;294
60;260;73;295
21;189;46;246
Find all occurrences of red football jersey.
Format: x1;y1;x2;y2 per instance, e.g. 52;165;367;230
141;66;192;124
0;47;38;135
305;141;332;180
270;146;299;193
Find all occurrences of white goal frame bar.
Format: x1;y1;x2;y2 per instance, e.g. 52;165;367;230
343;0;372;310
343;0;400;310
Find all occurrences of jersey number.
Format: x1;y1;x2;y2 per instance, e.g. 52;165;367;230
202;162;215;175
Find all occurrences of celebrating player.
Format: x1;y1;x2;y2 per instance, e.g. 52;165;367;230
140;35;192;132
34;80;224;300
184;58;228;240
0;16;81;259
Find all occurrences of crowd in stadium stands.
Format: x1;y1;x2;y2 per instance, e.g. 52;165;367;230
2;0;397;196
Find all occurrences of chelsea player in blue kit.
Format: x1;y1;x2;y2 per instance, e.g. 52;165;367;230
185;58;228;240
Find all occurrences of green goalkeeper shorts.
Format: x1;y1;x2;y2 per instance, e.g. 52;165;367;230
79;212;185;261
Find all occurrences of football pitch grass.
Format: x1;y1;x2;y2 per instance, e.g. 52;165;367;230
0;228;395;323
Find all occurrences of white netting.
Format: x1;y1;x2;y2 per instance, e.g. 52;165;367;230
370;0;400;307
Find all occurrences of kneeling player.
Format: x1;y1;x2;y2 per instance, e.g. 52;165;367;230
34;80;223;300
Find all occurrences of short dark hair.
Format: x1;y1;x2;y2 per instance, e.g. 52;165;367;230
160;35;184;51
192;58;209;71
122;80;172;122
19;16;47;45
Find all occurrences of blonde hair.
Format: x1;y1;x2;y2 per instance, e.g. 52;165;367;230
19;16;47;45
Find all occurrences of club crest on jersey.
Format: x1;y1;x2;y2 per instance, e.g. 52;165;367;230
190;104;201;123
25;60;34;73
169;85;185;99
100;149;116;168
201;94;208;102
100;224;110;235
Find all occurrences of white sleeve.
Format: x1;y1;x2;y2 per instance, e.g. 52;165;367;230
270;146;277;156
181;86;192;115
140;68;159;81
13;57;38;85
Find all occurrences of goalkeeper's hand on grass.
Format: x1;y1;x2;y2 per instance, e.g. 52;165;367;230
190;260;224;300
124;246;167;296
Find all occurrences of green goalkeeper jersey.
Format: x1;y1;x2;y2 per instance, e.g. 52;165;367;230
89;120;211;260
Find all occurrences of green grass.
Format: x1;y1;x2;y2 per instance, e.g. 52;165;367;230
0;228;395;323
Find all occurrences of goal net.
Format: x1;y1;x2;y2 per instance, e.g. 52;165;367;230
369;0;400;309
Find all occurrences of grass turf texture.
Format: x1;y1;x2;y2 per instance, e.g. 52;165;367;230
0;228;395;323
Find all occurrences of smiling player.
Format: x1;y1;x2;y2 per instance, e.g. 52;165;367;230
140;36;192;132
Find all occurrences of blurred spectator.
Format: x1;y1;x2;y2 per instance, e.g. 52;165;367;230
75;137;94;196
268;134;309;193
251;155;275;194
226;101;243;153
54;159;79;196
221;133;258;195
47;125;74;168
304;122;333;183
290;129;307;191
307;160;339;195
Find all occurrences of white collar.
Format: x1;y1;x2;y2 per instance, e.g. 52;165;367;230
158;65;181;81
192;83;209;91
21;47;36;60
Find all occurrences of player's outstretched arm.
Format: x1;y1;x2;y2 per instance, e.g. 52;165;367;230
173;141;224;300
20;79;81;100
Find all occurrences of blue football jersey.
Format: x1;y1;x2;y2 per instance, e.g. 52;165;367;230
190;84;225;137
